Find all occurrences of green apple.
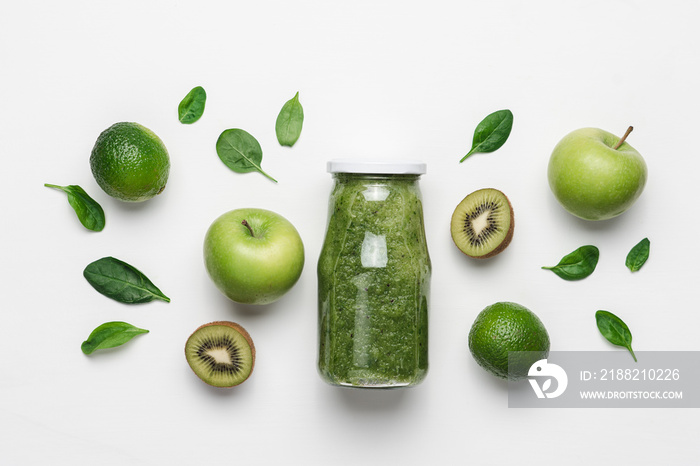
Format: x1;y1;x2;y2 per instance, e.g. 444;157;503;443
547;127;647;220
203;208;304;305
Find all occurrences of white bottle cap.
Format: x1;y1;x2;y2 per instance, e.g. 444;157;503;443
327;159;426;175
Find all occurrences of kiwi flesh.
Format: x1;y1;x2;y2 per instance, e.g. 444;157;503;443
185;321;255;387
450;188;514;259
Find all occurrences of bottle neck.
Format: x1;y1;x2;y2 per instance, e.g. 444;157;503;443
332;173;421;182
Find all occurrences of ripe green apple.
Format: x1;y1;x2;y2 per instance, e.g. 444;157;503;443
203;208;304;305
547;127;647;220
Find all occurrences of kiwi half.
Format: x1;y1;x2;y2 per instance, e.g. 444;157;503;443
450;188;514;259
185;321;255;387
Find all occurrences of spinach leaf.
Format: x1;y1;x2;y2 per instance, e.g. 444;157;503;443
216;128;277;182
178;86;207;124
275;91;304;147
45;183;105;232
625;237;650;272
460;109;514;162
595;310;637;362
542;245;599;280
81;321;149;354
83;256;170;304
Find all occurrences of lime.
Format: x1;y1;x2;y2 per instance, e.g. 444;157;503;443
468;302;550;380
90;122;170;202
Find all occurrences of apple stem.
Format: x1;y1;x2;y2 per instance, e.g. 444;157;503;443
613;126;634;150
241;219;255;237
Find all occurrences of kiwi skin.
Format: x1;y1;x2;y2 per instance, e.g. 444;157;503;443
451;188;514;259
185;321;256;388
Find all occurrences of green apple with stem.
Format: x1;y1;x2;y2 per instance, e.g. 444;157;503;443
204;208;304;305
547;126;647;220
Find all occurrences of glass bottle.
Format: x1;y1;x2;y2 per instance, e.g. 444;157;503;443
317;160;431;388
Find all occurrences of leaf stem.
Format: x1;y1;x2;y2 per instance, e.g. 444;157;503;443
259;169;278;183
613;126;634;150
627;345;638;362
459;150;475;163
44;183;64;191
242;219;255;237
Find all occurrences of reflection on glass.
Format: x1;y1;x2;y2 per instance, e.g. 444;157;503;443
360;232;387;268
361;185;390;201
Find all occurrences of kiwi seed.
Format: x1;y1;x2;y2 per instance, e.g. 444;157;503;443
450;188;514;259
185;321;256;387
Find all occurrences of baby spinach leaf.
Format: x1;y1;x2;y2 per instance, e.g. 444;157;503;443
45;183;105;232
275;91;304;147
216;128;277;182
83;256;170;304
595;310;637;362
178;86;207;124
625;237;650;272
460;109;514;162
81;321;149;354
542;245;599;280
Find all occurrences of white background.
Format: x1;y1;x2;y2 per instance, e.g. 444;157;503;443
1;1;698;464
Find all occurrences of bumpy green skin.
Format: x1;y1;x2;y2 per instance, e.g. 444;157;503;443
468;302;550;380
90;122;170;202
547;127;647;221
318;174;431;387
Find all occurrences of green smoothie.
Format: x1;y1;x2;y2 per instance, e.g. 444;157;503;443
318;172;431;387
